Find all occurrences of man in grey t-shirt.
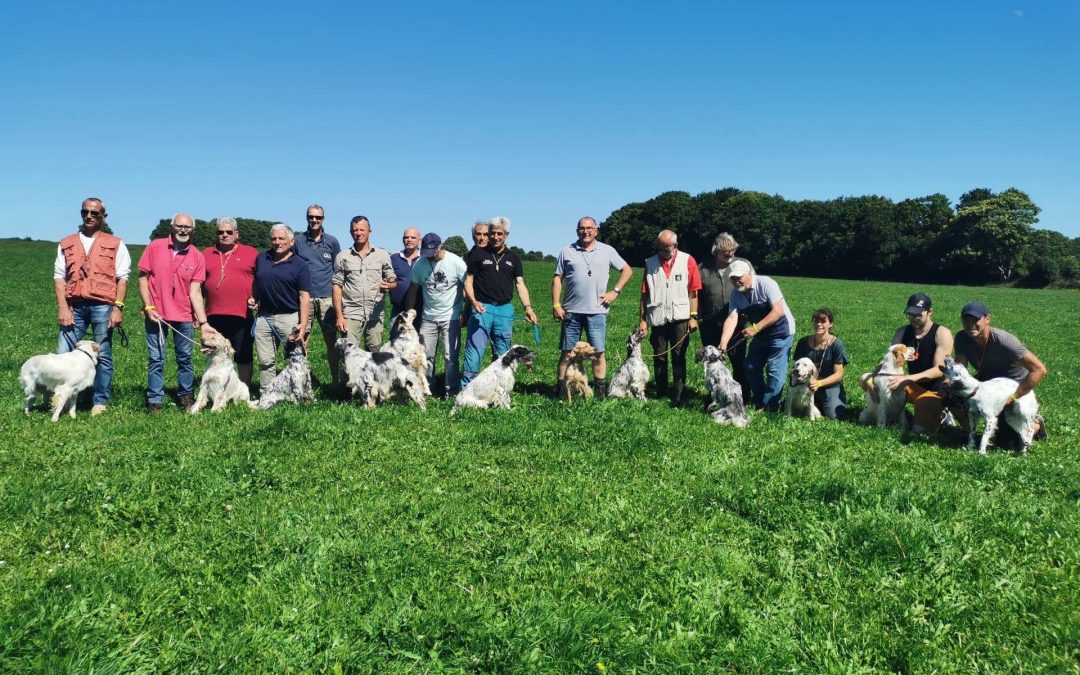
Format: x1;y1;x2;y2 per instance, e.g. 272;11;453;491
954;300;1047;440
551;217;634;398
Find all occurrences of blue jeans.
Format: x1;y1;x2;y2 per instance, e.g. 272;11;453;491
745;333;793;412
461;302;514;388
57;301;114;406
145;319;195;404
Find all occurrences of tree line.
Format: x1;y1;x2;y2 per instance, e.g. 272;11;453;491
600;187;1080;288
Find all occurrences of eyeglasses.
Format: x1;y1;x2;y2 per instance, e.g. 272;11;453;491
174;224;194;230
81;209;103;218
307;215;324;221
217;230;235;235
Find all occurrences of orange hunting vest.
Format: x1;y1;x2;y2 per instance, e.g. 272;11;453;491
60;231;121;303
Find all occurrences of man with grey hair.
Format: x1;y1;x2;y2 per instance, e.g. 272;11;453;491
332;215;396;350
698;232;754;402
201;217;259;385
293;204;341;381
250;224;312;394
54;196;131;416
462;215;538;387
552;216;633;398
639;229;701;405
138;213;212;413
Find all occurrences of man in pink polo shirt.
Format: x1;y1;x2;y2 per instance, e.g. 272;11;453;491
202;217;258;386
137;213;212;413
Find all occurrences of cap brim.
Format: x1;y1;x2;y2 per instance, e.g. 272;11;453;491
420;248;438;257
905;306;927;314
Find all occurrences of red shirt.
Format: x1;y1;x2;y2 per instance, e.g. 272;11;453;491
138;238;207;322
641;252;702;293
202;244;258;318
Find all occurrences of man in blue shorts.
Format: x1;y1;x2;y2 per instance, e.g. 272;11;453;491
551;216;633;398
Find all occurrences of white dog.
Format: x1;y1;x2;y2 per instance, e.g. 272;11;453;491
784;357;821;420
452;345;535;414
190;332;255;414
254;349;316;409
608;328;649;400
20;340;101;421
942;356;1039;454
366;351;428;410
336;338;376;402
859;344;914;429
380;310;431;396
694;346;750;427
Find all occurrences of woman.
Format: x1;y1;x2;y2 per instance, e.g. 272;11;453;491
793;307;848;420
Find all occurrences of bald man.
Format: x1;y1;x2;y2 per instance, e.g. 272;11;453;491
389;226;423;337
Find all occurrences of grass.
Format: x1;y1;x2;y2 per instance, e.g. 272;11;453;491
1;239;1078;672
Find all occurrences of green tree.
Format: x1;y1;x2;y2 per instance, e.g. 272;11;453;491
443;235;468;257
941;188;1039;283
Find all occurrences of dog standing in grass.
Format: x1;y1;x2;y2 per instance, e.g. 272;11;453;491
859;344;914;429
21;340;101;421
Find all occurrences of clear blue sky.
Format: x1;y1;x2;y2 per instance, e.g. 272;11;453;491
2;1;1077;254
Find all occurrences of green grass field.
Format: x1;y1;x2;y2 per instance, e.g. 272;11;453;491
1;239;1078;672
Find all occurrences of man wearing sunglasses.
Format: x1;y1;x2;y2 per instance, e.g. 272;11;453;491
53;197;132;416
293;204;342;382
201;217;259;385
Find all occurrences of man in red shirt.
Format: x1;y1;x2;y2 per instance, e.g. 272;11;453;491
202;217;259;385
138;213;212;413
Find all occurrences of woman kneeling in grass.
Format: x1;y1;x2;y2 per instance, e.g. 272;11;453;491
793;307;848;420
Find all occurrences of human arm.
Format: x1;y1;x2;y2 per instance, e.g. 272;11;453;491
600;264;634;308
138;273;161;323
463;274;485;314
688;290;699;333
515;276;538;324
741;298;786;339
54;279;74;327
1011;351;1047;401
888;325;953;390
551;274;565;321
188;281;215;334
292;290;311;342
332;284;346;333
718;310;739;351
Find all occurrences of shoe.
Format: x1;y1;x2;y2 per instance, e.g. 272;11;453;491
593;380;608;399
178;395;195;412
1034;415;1048;441
90;404;107;417
147;402;163;414
940;409;959;429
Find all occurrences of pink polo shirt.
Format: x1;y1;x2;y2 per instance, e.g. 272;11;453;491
202;243;258;318
138;238;207;322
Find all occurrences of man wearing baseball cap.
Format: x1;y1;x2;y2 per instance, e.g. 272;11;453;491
954;301;1048;441
859;292;953;434
404;233;468;397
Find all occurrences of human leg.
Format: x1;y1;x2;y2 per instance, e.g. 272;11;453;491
419;319;440;380
761;334;793;412
253;316;282;392
649;323;671;396
86;303;115;406
145;318;167;405
445;319;461;395
903;383;945;433
461;311;493;387
174;321;195;399
744;336;767;408
669;320;690;404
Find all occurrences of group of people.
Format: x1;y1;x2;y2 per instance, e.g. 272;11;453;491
53;197;1048;444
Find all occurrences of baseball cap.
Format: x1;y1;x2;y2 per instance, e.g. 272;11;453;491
905;293;932;314
961;301;989;319
420;233;442;258
727;260;752;278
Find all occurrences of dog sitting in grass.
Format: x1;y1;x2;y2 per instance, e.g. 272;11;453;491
20;340;101;421
563;341;597;402
858;344;914;429
255;349;316;410
452;345;535;414
189;332;255;414
379;309;430;396
694;346;749;427
784;357;821;420
608;328;649;400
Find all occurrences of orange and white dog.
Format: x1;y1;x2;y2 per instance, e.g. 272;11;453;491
859;344;915;429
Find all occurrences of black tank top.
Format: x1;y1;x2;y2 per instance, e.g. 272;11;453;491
902;323;941;376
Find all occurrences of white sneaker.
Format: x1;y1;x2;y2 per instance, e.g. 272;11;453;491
91;404;107;417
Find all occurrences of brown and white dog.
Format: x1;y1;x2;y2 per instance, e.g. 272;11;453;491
859;344;915;428
20;340;101;421
564;341;597;402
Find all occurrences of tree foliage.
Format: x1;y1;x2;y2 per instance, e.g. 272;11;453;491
442;235;468;258
148;218;279;249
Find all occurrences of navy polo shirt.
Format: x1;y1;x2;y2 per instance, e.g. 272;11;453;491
255;252;312;314
293;231;341;298
389;251;420;311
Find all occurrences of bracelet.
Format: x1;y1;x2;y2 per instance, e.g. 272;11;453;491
524;304;532;309
750;323;759;335
143;305;156;312
1008;394;1018;404
553;303;561;309
113;301;125;310
690;312;699;318
613;287;622;294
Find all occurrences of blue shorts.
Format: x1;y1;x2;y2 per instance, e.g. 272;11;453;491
560;312;607;352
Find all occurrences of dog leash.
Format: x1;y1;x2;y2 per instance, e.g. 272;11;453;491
513;315;542;345
115;325;129;348
651;330;690;359
152;317;200;351
253;314;310;355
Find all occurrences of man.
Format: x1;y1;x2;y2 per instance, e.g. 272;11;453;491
293;204;341;381
462;215;538;387
389;226;423;337
201;217;259;385
638;230;701;405
405;233;468;396
332;215;396;350
460;220;489;329
698;232;754;403
53;197;131;416
552;216;633;398
859;293;952;433
138;213;212;413
250;224;312;394
954;301;1048;441
718;260;795;412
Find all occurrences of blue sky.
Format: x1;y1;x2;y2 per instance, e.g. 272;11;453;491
2;1;1077;254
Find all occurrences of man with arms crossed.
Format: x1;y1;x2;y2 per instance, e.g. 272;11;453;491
293;204;341;381
54;197;131;416
389;226;423;337
552;216;633;399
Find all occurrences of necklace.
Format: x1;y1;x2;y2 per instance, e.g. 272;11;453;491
581;244;596;277
912;324;932;361
810;335;834;371
493;249;507;272
215;247;235;289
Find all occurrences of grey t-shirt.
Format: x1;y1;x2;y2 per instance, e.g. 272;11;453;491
553;241;628;314
955;327;1028;382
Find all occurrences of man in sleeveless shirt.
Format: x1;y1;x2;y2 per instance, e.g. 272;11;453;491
859;293;953;434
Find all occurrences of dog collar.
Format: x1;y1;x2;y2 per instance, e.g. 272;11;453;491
74;347;97;363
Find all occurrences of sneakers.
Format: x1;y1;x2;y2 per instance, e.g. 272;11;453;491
147;402;163;414
90;404;107;417
1034;415;1048;441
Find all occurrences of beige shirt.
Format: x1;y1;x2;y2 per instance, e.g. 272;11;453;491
332;246;395;321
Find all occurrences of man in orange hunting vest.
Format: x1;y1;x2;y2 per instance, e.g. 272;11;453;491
53;197;132;416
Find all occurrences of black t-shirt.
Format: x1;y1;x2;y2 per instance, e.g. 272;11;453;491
467;247;522;305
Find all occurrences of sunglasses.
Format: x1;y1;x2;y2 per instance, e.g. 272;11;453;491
307;215;324;221
81;209;103;218
217;230;235;235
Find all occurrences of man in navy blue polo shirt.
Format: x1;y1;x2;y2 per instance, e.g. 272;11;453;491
251;224;312;395
389;226;423;338
293;204;341;381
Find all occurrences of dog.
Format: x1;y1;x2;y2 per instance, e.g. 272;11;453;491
563;341;597;402
452;345;535;414
190;332;255;414
380;309;431;396
694;346;750;427
858;344;914;429
254;349;316;409
608;328;649;400
366;351;428;410
941;356;1039;454
20;340;101;421
336;338;376;402
784;357;821;420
